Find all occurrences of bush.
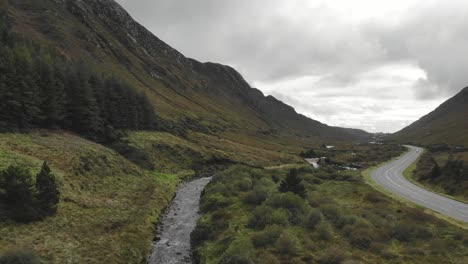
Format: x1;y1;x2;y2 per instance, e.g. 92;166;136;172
201;193;232;212
336;214;358;229
0;249;40;264
392;222;432;242
219;238;255;264
348;227;373;249
364;192;384;203
247;205;274;229
234;177;252;192
321;204;344;225
306;208;322;229
316;246;346;264
251;225;282;248
244;179;274;205
275;231;302;255
316;221;333;241
267;192;311;224
271;209;290;226
255;252;280;264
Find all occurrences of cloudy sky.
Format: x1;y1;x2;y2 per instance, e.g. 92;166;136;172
116;0;468;133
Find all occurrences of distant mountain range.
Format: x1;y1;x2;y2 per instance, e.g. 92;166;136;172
0;0;368;141
393;87;468;146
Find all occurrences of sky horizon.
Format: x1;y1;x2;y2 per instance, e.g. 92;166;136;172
116;0;467;133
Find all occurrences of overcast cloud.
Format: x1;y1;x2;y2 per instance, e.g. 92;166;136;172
116;0;468;133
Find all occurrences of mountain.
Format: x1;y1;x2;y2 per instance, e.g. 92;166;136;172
393;87;468;146
0;0;368;141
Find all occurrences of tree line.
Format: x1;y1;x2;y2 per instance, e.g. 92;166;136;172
0;16;159;142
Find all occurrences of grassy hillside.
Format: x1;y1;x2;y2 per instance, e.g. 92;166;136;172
393;87;468;146
0;129;311;263
0;131;186;263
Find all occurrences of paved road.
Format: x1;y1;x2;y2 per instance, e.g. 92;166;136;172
371;145;468;223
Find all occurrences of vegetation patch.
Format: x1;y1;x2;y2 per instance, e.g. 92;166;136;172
0;132;182;263
192;145;468;264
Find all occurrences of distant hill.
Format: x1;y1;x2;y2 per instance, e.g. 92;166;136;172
0;0;368;141
393;87;468;146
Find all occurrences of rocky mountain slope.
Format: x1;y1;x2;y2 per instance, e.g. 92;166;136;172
393;87;468;145
1;0;368;140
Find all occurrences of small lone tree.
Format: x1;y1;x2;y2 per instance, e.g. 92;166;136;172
36;161;60;216
0;165;39;222
279;168;307;198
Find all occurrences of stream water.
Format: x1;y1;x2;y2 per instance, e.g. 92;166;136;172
148;177;212;264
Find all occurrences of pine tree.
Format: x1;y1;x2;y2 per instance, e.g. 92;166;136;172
279;168;307;198
35;161;60;215
0;165;39;222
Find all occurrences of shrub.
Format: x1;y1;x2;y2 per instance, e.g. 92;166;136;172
219;238;255;264
336;214;358;229
392;222;413;242
429;238;449;254
234;177;252;192
316;221;333;241
316;246;346;264
251;225;282;248
271;209;290;226
364;192;384;203
0;249;40;264
201;193;232;212
244;189;268;205
321;204;342;223
306;208;322;229
247;205;274;229
244;179;274;205
275;231;302;255
255;252;280;264
348;227;373;249
267;192;312;225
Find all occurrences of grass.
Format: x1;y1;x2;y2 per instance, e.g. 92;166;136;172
0;128;309;263
126;131;303;174
0;131;184;263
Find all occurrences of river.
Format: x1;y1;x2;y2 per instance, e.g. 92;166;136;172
148;177;212;264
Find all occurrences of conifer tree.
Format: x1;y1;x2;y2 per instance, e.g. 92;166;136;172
35;161;60;215
0;165;39;222
279;168;307;198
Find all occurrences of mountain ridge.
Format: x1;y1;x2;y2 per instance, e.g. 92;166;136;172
2;0;368;140
393;87;468;145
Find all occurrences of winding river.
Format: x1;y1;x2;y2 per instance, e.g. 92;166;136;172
148;177;212;264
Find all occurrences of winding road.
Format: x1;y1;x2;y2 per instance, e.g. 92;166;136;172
371;145;468;223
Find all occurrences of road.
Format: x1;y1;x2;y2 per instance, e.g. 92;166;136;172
371;145;468;223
